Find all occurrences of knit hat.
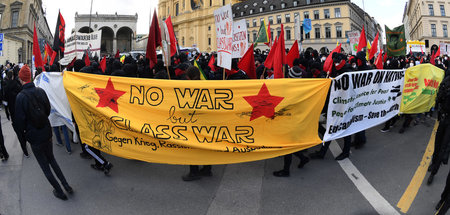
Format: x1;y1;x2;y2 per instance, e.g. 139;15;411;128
19;64;31;83
288;66;304;78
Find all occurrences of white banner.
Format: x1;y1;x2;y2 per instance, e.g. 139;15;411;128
34;72;78;142
214;4;233;70
61;31;102;65
324;69;405;142
348;31;360;55
407;41;426;55
232;19;248;58
439;42;450;55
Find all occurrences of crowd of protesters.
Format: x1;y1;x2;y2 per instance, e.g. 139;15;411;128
1;46;450;214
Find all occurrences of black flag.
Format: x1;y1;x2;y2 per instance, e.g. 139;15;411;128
53;11;66;58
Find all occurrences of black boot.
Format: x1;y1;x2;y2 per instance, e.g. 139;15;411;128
182;172;202;181
298;157;310;168
63;184;74;194
103;162;113;176
273;170;290;177
427;174;435;185
309;150;325;159
335;152;349;161
53;189;68;200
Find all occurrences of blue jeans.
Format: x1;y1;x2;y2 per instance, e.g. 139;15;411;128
53;125;71;152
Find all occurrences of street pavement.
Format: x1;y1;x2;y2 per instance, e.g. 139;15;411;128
0;109;447;215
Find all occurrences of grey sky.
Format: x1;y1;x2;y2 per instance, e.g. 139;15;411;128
43;0;406;40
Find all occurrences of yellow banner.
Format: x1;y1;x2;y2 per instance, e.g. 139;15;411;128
400;64;444;114
63;72;331;165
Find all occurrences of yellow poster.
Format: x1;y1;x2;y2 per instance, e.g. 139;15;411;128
400;64;445;114
63;72;331;165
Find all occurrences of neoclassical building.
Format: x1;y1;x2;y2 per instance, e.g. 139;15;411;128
74;12;138;55
403;0;450;52
0;0;53;64
158;0;382;53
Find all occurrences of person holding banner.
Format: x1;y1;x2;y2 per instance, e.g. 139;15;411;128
182;66;213;182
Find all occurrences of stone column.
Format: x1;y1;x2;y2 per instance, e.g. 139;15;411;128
113;37;117;54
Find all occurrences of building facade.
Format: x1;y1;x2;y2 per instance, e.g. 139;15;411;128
403;0;450;52
0;0;53;65
158;0;382;54
75;12;138;55
233;0;383;53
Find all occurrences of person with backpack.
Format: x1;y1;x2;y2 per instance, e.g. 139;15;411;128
14;65;73;200
428;75;450;186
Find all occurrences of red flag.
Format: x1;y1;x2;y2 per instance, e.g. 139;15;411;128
67;57;77;69
323;44;342;74
357;26;367;52
83;50;91;66
146;9;162;68
264;37;278;69
238;44;256;79
265;22;272;47
100;56;107;73
431;46;441;65
208;55;216;72
114;49;120;58
50;51;57;66
165;16;178;57
273;24;286;79
375;50;383;69
383;53;387;63
286;40;299;67
368;32;379;60
33;22;45;71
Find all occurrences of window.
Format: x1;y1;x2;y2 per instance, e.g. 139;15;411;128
429;4;434;16
223;0;225;5
210;0;212;6
260;7;264;12
286;29;291;40
294;12;299;18
260;18;264;25
208;38;211;45
304;11;309;19
253;32;257;42
324;9;330;19
250;9;254;14
277;29;281;37
320;0;325;2
281;3;286;9
11;11;19;27
175;3;179;16
306;0;311;4
335;8;341;18
241;11;244;16
325;27;331;38
441;5;446;16
182;37;185;46
269;16;273;25
336;26;342;38
246;21;249;28
315;27;320;38
314;10;319;19
253;19;257;27
305;32;310;39
285;14;291;23
270;5;275;10
208;26;211;31
270;31;274;40
444;24;448;37
277;15;281;24
431;24;437;37
293;1;298;7
248;33;250;42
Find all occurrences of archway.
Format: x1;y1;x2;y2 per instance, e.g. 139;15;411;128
100;27;114;55
78;26;94;33
116;27;133;52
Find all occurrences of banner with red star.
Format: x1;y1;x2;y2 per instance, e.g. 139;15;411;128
64;72;330;165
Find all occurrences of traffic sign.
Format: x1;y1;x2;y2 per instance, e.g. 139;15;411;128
0;42;2;51
0;33;3;42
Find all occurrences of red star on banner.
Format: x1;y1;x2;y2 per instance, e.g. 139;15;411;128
95;78;126;113
244;83;284;121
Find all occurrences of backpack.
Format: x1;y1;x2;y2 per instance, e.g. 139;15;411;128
21;89;48;129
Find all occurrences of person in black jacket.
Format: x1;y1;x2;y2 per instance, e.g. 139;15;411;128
15;65;73;200
4;70;29;157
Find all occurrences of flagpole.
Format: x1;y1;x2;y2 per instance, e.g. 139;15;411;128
88;0;93;33
362;0;367;50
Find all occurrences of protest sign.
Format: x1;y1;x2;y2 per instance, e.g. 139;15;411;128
232;19;248;59
407;41;426;55
324;69;405;142
348;31;360;55
214;4;233;70
400;64;445;114
64;72;331;165
61;31;102;65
